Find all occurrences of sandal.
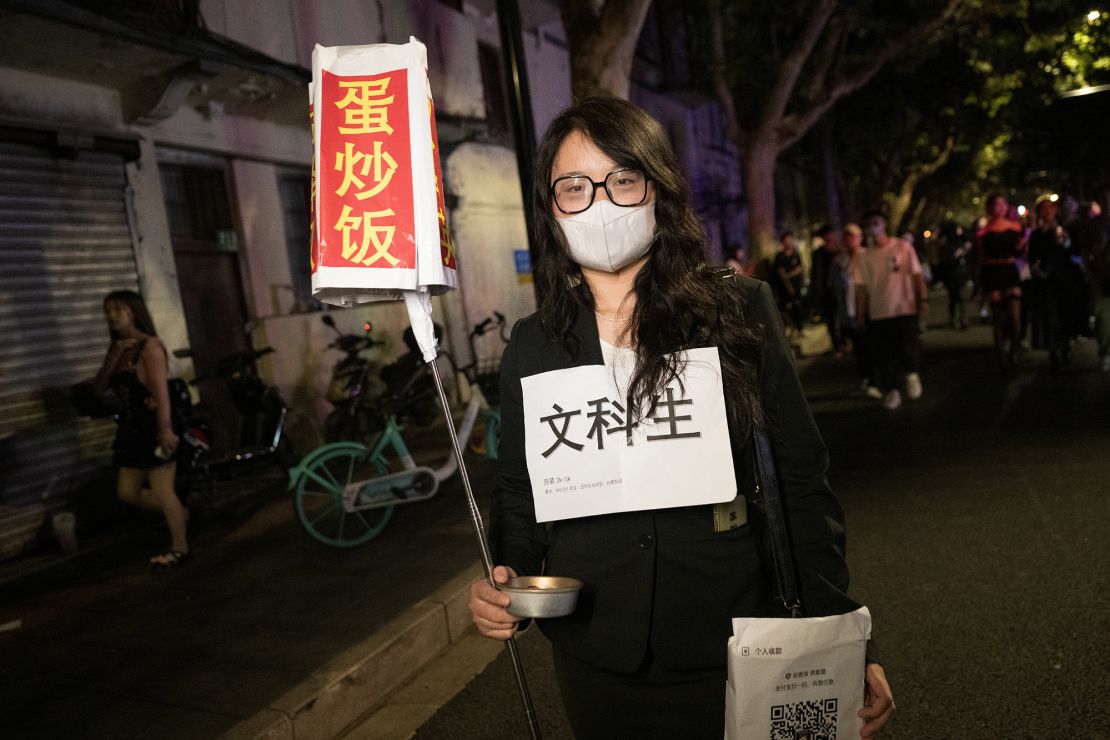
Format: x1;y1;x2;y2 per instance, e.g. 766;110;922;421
150;550;191;571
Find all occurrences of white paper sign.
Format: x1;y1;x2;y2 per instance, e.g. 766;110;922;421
726;607;871;740
521;347;736;522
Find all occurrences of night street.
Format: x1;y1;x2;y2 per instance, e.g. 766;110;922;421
2;3;1108;738
408;315;1110;740
2;305;1109;738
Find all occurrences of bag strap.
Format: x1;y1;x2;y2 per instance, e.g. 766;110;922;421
715;267;802;616
753;428;803;617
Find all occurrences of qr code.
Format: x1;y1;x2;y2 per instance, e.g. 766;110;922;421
770;698;838;740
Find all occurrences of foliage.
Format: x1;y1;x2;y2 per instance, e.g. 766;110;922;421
803;0;1110;228
564;0;1110;244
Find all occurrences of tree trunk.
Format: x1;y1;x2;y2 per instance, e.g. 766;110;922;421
906;197;928;233
561;0;652;100
886;179;915;234
886;136;954;231
743;140;779;268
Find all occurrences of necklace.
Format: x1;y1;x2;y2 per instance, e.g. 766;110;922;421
595;310;632;322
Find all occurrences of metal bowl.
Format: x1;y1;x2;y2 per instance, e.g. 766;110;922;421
501;575;584;618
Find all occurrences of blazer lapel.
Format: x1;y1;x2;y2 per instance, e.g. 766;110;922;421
571;302;605;367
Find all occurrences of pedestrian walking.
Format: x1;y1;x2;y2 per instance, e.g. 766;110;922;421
1077;187;1110;371
468;97;893;739
773;231;806;337
975;194;1025;371
1027;198;1072;368
812;224;845;355
91;290;190;569
854;210;928;410
835;223;879;397
935;221;970;330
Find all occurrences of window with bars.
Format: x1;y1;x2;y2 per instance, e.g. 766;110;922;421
160;164;235;249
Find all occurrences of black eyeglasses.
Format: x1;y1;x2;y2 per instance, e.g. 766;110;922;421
550;168;651;215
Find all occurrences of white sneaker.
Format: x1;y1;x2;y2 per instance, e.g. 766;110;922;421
905;372;923;400
881;390;902;410
865;386;883;399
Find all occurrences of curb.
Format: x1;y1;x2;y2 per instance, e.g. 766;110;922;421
222;561;484;740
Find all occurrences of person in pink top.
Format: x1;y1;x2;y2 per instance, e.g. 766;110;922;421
853;210;929;411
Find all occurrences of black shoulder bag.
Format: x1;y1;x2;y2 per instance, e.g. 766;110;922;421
714;267;803;618
753;428;803;618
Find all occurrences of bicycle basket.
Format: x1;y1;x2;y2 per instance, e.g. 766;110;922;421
475;358;501;406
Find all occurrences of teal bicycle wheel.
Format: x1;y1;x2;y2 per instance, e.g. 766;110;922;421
294;446;393;547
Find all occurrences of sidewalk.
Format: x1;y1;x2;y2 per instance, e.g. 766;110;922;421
0;425;498;739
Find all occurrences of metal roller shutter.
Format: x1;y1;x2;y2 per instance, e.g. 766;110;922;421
0;140;138;560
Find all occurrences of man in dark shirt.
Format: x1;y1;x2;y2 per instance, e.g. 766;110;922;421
773;231;805;336
811;225;844;354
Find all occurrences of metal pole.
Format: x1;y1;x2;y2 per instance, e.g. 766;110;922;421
428;359;543;740
496;0;540;302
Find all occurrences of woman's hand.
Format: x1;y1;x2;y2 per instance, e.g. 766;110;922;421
469;565;522;640
109;338;139;361
157;426;179;456
858;662;895;737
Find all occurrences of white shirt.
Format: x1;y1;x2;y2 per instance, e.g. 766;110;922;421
852;238;922;320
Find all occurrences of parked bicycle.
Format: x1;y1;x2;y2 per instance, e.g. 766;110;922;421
458;312;508;459
171;345;293;514
287;314;504;547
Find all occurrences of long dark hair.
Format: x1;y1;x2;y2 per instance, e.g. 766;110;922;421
531;97;765;434
104;290;158;341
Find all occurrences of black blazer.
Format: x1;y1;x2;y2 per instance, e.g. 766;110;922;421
490;274;862;673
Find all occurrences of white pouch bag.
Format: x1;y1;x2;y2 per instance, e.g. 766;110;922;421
725;606;871;740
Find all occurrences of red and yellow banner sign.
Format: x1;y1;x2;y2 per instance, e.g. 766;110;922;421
310;39;457;306
319;68;415;271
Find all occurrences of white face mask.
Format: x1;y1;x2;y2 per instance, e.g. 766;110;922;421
557;200;657;273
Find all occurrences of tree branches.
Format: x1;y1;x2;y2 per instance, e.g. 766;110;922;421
776;0;965;150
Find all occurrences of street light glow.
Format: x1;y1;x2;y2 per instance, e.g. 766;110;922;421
1050;193;1060;202
1017;205;1027;217
1088;10;1100;22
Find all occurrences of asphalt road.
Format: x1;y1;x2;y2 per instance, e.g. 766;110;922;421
413;322;1110;740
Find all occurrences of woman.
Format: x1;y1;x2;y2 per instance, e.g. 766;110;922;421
975;193;1025;370
468;98;893;738
1027;198;1072;367
92;290;189;569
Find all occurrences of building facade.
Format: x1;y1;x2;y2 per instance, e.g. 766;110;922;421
0;0;743;559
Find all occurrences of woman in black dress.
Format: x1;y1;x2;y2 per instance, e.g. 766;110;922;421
468;97;893;738
92;290;189;569
976;194;1025;369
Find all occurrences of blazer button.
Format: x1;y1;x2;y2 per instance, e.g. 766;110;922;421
639;534;654;549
